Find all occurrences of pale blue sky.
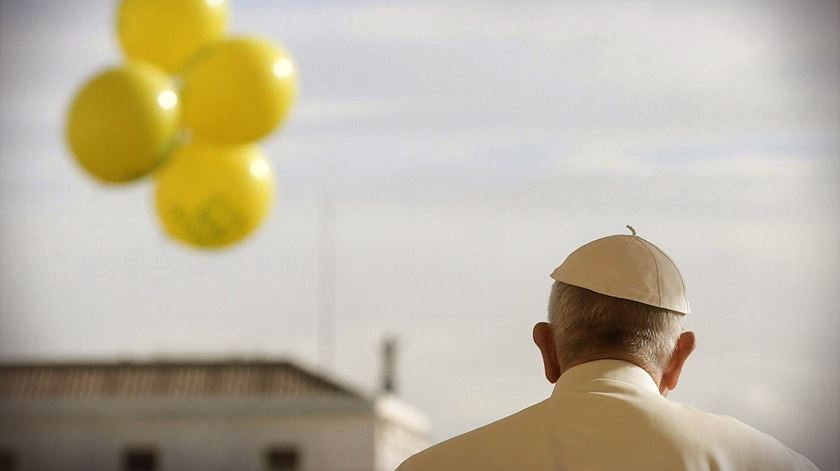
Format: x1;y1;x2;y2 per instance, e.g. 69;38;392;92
1;1;838;469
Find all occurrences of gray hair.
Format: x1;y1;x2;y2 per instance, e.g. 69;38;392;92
547;281;685;373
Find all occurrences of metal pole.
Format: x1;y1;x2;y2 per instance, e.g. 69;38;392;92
317;197;335;371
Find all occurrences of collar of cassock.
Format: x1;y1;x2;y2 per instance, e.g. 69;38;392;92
551;359;662;397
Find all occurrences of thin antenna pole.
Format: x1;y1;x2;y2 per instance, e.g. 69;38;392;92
317;197;336;371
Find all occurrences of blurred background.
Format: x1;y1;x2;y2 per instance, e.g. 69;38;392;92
0;0;838;470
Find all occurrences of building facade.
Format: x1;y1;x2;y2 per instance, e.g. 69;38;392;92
0;359;428;471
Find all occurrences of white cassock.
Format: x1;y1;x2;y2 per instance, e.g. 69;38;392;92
396;360;819;471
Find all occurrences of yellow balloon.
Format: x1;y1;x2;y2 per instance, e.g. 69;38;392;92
66;62;181;184
155;139;274;248
117;0;229;73
182;37;297;144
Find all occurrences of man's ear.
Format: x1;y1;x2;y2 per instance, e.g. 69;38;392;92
659;331;696;396
533;322;561;384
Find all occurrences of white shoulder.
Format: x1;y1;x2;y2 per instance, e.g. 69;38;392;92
395;399;553;471
664;401;820;470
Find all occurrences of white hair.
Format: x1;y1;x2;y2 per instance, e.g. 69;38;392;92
548;281;685;373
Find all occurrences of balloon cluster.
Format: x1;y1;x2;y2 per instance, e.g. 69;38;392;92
66;0;297;249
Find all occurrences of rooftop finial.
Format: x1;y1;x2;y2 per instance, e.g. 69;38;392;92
626;225;637;236
381;336;398;394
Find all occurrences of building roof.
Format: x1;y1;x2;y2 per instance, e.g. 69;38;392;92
0;359;366;400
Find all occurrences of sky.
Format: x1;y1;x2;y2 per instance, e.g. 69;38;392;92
1;0;839;469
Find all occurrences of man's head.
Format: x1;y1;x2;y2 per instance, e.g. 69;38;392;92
534;230;696;396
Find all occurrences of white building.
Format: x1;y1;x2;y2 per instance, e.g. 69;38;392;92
0;358;429;471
